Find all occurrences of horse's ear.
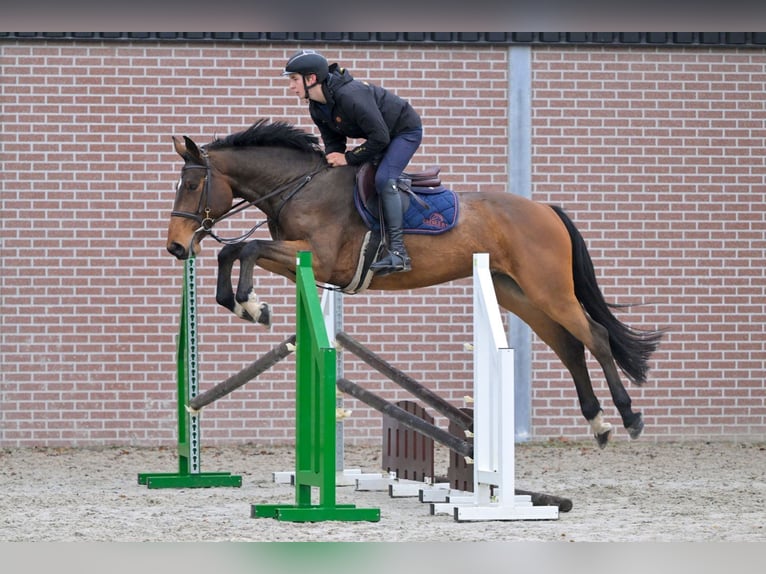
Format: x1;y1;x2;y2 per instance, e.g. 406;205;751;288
184;136;202;159
172;135;187;157
172;135;203;163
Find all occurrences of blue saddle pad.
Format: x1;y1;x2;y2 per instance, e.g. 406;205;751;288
354;185;459;235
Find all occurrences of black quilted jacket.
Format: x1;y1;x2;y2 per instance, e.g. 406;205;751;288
309;64;422;166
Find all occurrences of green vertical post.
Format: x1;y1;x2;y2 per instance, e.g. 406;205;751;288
138;256;242;489
252;251;379;522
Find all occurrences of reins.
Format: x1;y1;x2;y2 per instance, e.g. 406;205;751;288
171;150;324;246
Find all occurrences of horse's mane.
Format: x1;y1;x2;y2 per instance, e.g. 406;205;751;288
207;119;322;156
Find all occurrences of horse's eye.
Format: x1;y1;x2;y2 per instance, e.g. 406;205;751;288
177;177;198;193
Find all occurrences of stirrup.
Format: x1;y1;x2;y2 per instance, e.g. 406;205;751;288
371;250;412;276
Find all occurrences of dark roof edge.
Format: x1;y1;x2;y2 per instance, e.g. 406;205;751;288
2;32;766;47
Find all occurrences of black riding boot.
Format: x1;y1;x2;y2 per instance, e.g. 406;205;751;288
370;179;411;276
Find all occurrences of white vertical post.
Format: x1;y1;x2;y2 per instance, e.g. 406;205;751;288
320;288;345;472
451;254;558;521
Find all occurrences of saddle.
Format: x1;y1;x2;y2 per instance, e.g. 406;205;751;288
355;162;442;210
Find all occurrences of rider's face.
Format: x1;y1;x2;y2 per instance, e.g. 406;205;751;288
286;73;313;99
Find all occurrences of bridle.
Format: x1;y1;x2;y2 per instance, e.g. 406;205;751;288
171;157;216;231
171;149;324;245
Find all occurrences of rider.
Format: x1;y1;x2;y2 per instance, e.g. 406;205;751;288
283;49;423;276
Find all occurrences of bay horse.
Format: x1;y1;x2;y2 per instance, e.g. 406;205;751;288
165;119;662;447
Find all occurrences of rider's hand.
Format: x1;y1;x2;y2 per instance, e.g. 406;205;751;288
326;152;347;167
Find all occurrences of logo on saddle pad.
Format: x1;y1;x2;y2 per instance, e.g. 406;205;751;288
423;212;448;230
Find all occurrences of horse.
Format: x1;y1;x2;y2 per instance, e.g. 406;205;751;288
165;119;663;447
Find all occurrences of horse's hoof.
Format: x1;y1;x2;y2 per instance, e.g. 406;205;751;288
594;428;612;449
256;303;271;328
232;302;256;323
626;413;644;440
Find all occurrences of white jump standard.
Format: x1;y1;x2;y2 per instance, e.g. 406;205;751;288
431;253;559;521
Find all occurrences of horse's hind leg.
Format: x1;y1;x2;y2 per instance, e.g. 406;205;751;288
522;278;645;441
581;315;644;439
493;274;614;446
543;286;644;438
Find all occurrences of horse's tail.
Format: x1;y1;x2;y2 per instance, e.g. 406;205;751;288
550;205;663;385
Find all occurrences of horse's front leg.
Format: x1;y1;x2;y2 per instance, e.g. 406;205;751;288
233;238;313;327
215;242;253;319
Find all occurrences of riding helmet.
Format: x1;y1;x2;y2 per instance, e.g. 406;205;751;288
282;50;329;82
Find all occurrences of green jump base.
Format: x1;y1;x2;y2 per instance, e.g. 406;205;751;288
137;472;243;489
251;503;380;523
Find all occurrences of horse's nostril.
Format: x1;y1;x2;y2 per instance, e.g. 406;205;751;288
167;242;187;260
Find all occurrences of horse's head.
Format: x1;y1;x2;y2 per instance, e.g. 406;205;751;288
166;135;233;259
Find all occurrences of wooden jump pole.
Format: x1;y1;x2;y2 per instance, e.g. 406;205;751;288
335;330;474;432
336;377;474;459
187;334;296;412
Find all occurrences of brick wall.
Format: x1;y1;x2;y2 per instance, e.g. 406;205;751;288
1;39;764;447
531;47;766;440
